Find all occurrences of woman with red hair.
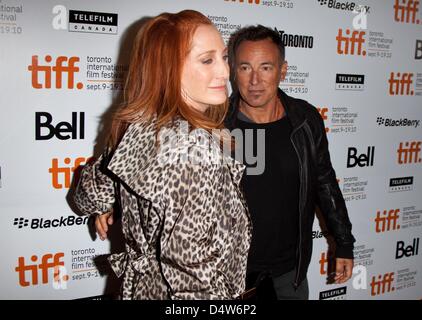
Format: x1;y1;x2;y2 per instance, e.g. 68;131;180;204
74;10;251;300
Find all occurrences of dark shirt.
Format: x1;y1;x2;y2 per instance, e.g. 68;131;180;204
235;112;300;277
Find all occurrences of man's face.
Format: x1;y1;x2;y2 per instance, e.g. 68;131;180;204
235;39;287;109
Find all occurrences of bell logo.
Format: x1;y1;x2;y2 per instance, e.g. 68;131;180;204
370;272;395;296
394;0;420;24
35;112;85;140
49;157;91;189
416;40;422;59
396;238;419;259
28;55;83;89
375;209;400;233
336;29;366;56
15;253;68;287
346;146;375;168
317;107;330;133
388;72;414;95
224;0;261;4
397;141;422;164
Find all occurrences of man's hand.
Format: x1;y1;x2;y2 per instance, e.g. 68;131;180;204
334;258;353;284
95;210;113;241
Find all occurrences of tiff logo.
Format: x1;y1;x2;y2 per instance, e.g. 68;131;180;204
389;72;414;95
394;0;420;24
370;272;395;296
375;209;400;233
317;107;329;133
397;141;422;164
336;29;366;56
15;253;68;287
49;157;91;189
319;251;335;276
28;55;83;89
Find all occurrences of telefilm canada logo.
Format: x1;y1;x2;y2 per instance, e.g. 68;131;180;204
335;74;365;91
13;216;89;230
52;6;118;34
317;0;370;13
389;176;414;193
69;10;118;34
319;287;347;300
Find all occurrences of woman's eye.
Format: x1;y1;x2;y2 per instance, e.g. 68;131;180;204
223;55;229;61
202;59;213;64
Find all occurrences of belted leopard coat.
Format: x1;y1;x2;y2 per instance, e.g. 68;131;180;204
74;117;252;299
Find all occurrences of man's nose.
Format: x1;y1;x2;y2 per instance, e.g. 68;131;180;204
250;70;259;85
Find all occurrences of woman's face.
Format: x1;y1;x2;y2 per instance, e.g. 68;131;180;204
181;24;229;113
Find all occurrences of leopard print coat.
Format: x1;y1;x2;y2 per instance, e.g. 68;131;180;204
74;117;252;299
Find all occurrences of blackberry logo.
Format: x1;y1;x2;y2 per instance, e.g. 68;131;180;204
376;117;420;128
317;0;370;13
14;217;29;229
312;230;329;239
13;216;89;229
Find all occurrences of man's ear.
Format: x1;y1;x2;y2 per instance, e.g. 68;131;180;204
280;60;288;81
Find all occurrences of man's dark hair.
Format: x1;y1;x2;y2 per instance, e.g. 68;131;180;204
228;25;285;77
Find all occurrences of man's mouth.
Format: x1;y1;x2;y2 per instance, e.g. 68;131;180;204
248;89;264;94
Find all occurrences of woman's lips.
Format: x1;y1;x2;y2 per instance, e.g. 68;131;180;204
209;86;226;90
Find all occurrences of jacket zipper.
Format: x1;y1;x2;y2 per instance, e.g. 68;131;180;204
290;120;306;288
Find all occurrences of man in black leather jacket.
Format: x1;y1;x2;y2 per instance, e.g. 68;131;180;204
226;25;356;300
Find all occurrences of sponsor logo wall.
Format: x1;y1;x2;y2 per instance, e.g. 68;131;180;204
0;0;420;299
